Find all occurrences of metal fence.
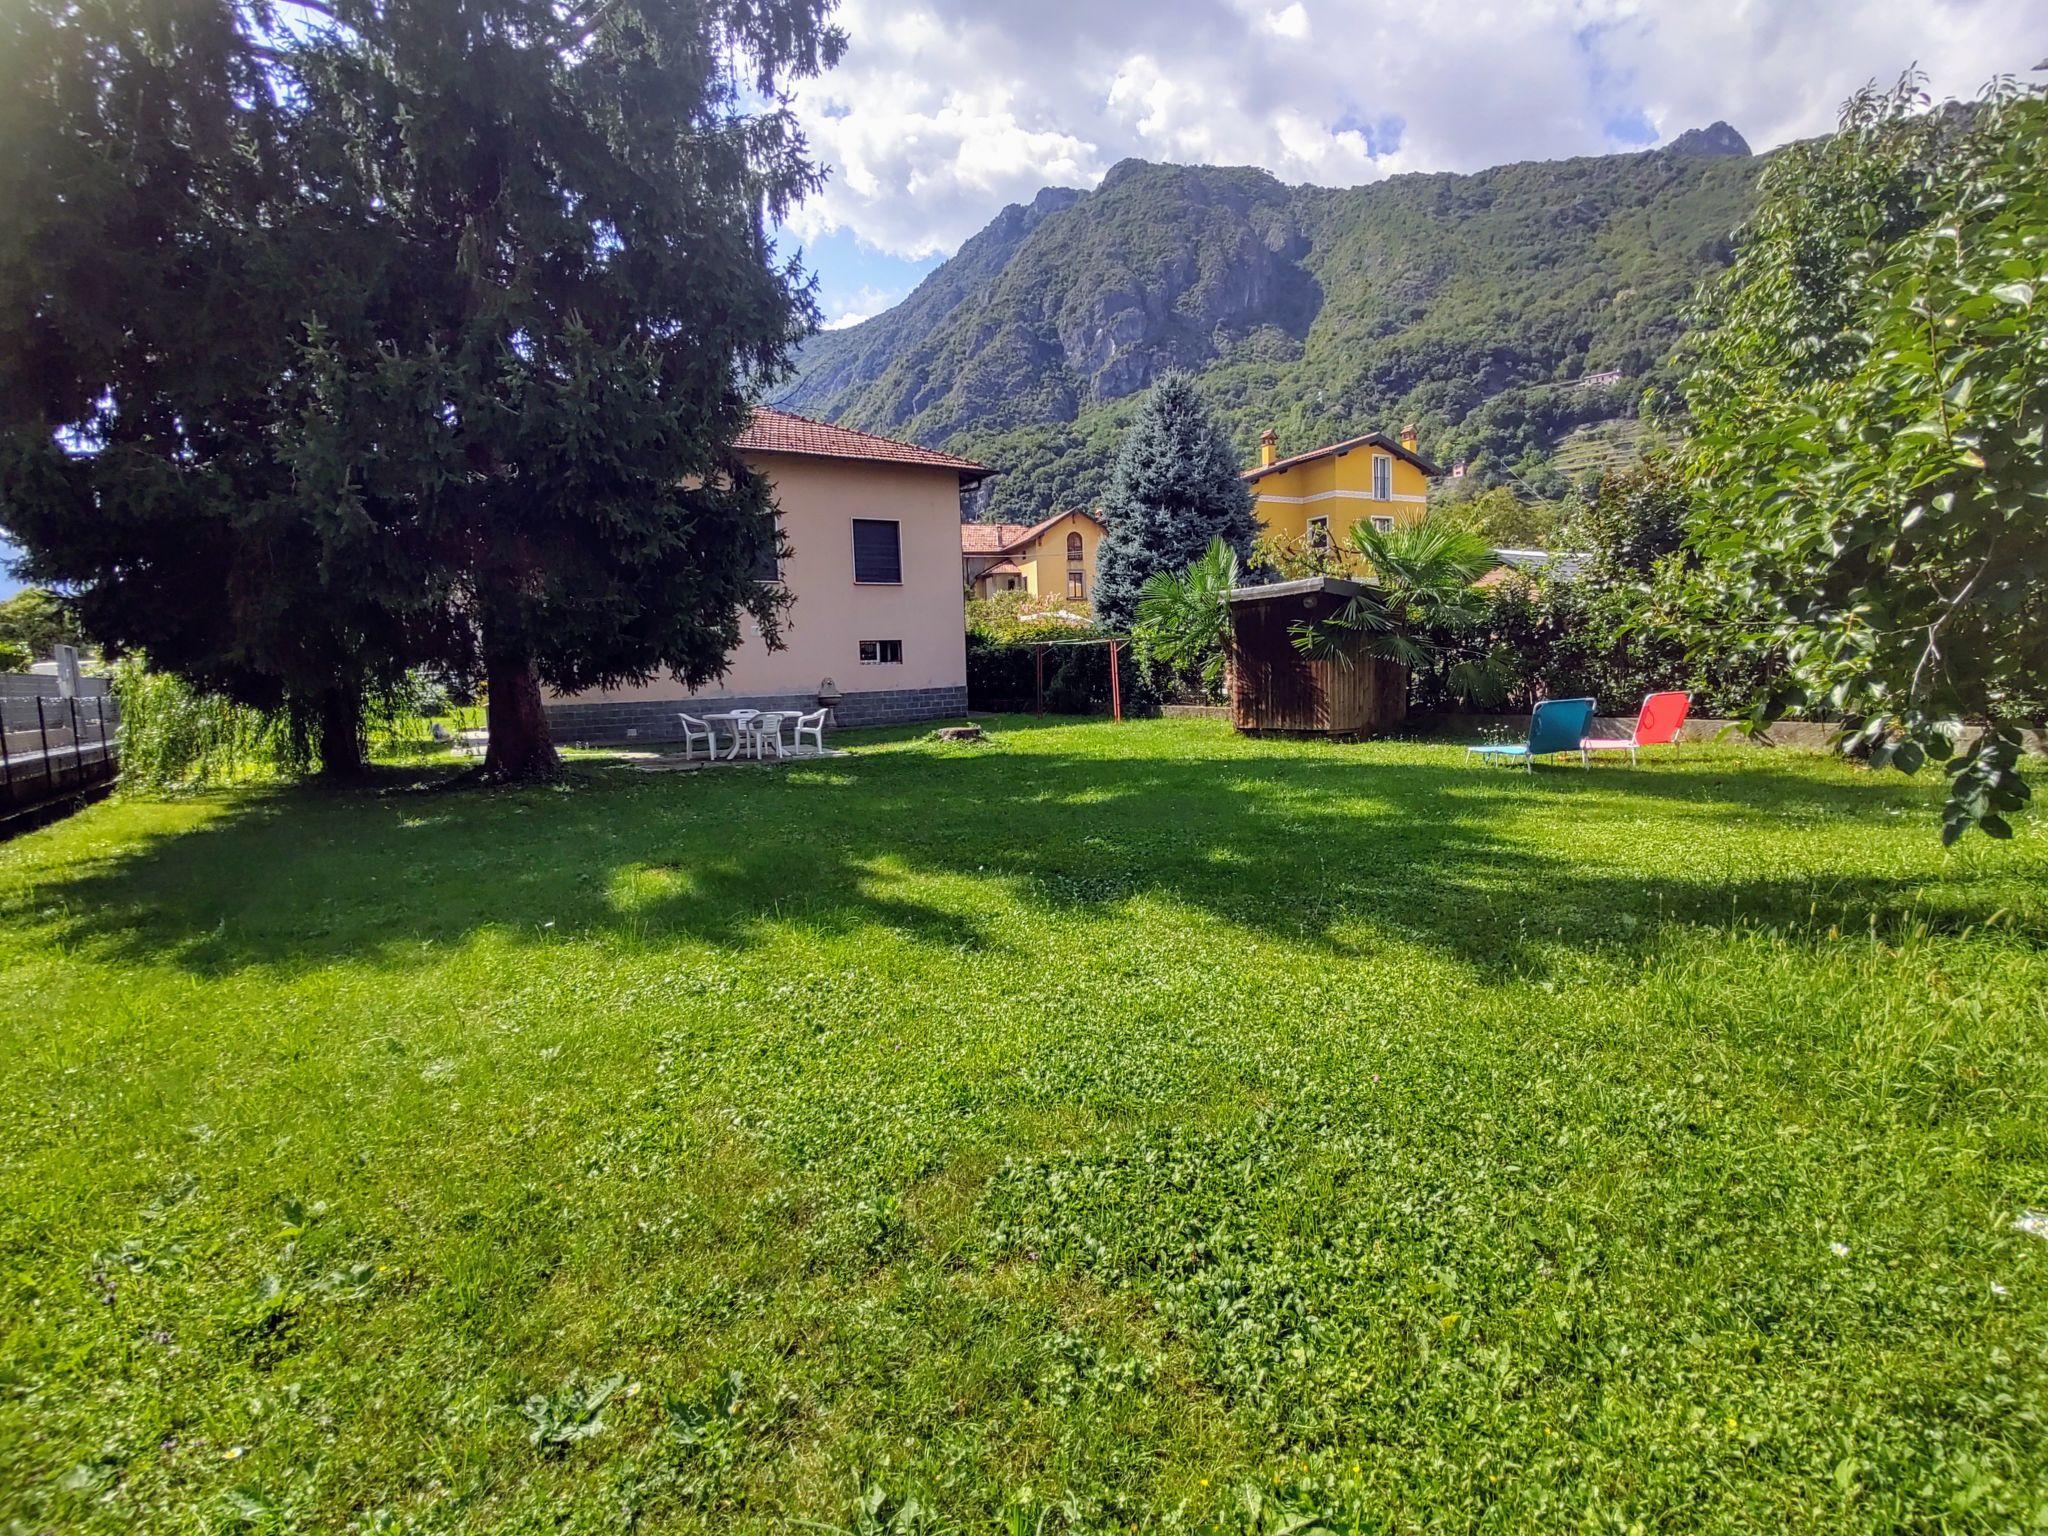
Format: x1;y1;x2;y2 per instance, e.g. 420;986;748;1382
0;691;121;813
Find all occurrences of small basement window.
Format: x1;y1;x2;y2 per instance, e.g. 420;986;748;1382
851;518;902;584
859;639;903;665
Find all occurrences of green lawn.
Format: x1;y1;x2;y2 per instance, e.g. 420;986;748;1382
4;717;2045;1534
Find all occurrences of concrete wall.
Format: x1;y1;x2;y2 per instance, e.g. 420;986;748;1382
546;451;970;739
547;684;967;745
1154;706;2047;758
0;673;111;699
1410;713;2048;756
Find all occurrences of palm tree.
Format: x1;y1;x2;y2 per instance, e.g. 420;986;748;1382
1132;538;1243;695
1296;518;1512;705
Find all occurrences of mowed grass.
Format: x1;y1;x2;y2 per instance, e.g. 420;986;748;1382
3;717;2046;1534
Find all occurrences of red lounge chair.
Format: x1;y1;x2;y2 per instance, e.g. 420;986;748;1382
1585;691;1690;764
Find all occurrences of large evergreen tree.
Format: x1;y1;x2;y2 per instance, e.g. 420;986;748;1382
0;0;403;775
1093;373;1261;631
0;0;842;781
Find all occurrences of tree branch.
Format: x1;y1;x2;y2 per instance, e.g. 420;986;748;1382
1909;541;1998;707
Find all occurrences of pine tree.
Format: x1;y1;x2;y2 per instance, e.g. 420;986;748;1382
0;0;398;776
1093;373;1261;631
0;0;842;781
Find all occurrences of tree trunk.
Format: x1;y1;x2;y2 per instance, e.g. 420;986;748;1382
315;684;368;781
481;651;561;781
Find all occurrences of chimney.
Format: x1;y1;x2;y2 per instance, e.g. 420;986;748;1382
1399;422;1419;455
1259;427;1278;468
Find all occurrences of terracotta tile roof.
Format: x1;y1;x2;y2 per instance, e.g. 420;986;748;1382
959;508;1103;557
962;522;1033;555
1242;431;1442;483
738;406;993;480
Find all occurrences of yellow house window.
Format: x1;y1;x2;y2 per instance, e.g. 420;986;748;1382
1066;531;1083;564
1306;515;1330;550
1371;453;1392;500
1369;514;1394;534
1067;571;1085;600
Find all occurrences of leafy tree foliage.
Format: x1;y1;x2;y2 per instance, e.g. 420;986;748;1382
0;587;82;662
1297;518;1511;707
1132;538;1243;697
1436;485;1568;552
0;0;399;773
1562;458;1690;579
1683;77;2047;840
1394;459;1779;718
1094;373;1260;631
0;0;842;781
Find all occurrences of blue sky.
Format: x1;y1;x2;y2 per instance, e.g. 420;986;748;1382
781;227;947;332
774;0;2041;328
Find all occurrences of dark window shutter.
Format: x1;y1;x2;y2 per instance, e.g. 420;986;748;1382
751;517;781;583
851;519;902;583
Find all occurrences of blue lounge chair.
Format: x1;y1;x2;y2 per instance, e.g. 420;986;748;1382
1465;697;1596;771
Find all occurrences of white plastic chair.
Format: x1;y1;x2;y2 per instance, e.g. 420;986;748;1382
676;712;715;761
793;708;828;754
748;712;787;760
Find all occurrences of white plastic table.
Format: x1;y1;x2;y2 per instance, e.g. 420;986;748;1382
699;711;784;761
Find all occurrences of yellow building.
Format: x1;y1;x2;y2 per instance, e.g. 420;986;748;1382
961;509;1105;606
1241;424;1440;552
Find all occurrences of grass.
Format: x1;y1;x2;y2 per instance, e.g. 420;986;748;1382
2;716;2045;1534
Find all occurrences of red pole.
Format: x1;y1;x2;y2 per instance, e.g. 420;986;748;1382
1108;639;1123;722
1034;644;1045;716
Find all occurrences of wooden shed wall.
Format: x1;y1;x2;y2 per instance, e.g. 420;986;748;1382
1227;591;1408;736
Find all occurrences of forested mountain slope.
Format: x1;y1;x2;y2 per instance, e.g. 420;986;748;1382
783;127;1757;520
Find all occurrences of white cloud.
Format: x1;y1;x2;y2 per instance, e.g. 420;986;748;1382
1263;3;1311;40
821;286;899;329
788;0;2044;261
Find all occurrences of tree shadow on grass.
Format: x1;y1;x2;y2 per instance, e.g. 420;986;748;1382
13;722;2040;983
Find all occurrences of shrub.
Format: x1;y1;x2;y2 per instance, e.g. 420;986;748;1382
965;633;1139;715
111;659;300;791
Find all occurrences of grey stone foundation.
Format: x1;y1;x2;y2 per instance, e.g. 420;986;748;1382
545;685;969;744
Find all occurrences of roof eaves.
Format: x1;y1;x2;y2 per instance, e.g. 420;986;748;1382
1242;433;1443;482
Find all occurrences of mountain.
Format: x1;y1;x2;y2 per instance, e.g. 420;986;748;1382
782;130;1760;520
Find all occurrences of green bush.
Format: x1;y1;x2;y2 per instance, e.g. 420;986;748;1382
965;633;1140;715
111;660;297;791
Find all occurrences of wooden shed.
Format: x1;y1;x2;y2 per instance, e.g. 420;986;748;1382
1224;577;1409;737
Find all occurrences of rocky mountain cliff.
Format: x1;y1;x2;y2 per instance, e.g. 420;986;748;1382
783;126;1758;520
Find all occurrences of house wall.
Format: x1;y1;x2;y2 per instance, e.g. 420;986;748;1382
1250;447;1430;547
966;555;1026;598
965;512;1103;606
1015;513;1103;604
545;452;969;740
